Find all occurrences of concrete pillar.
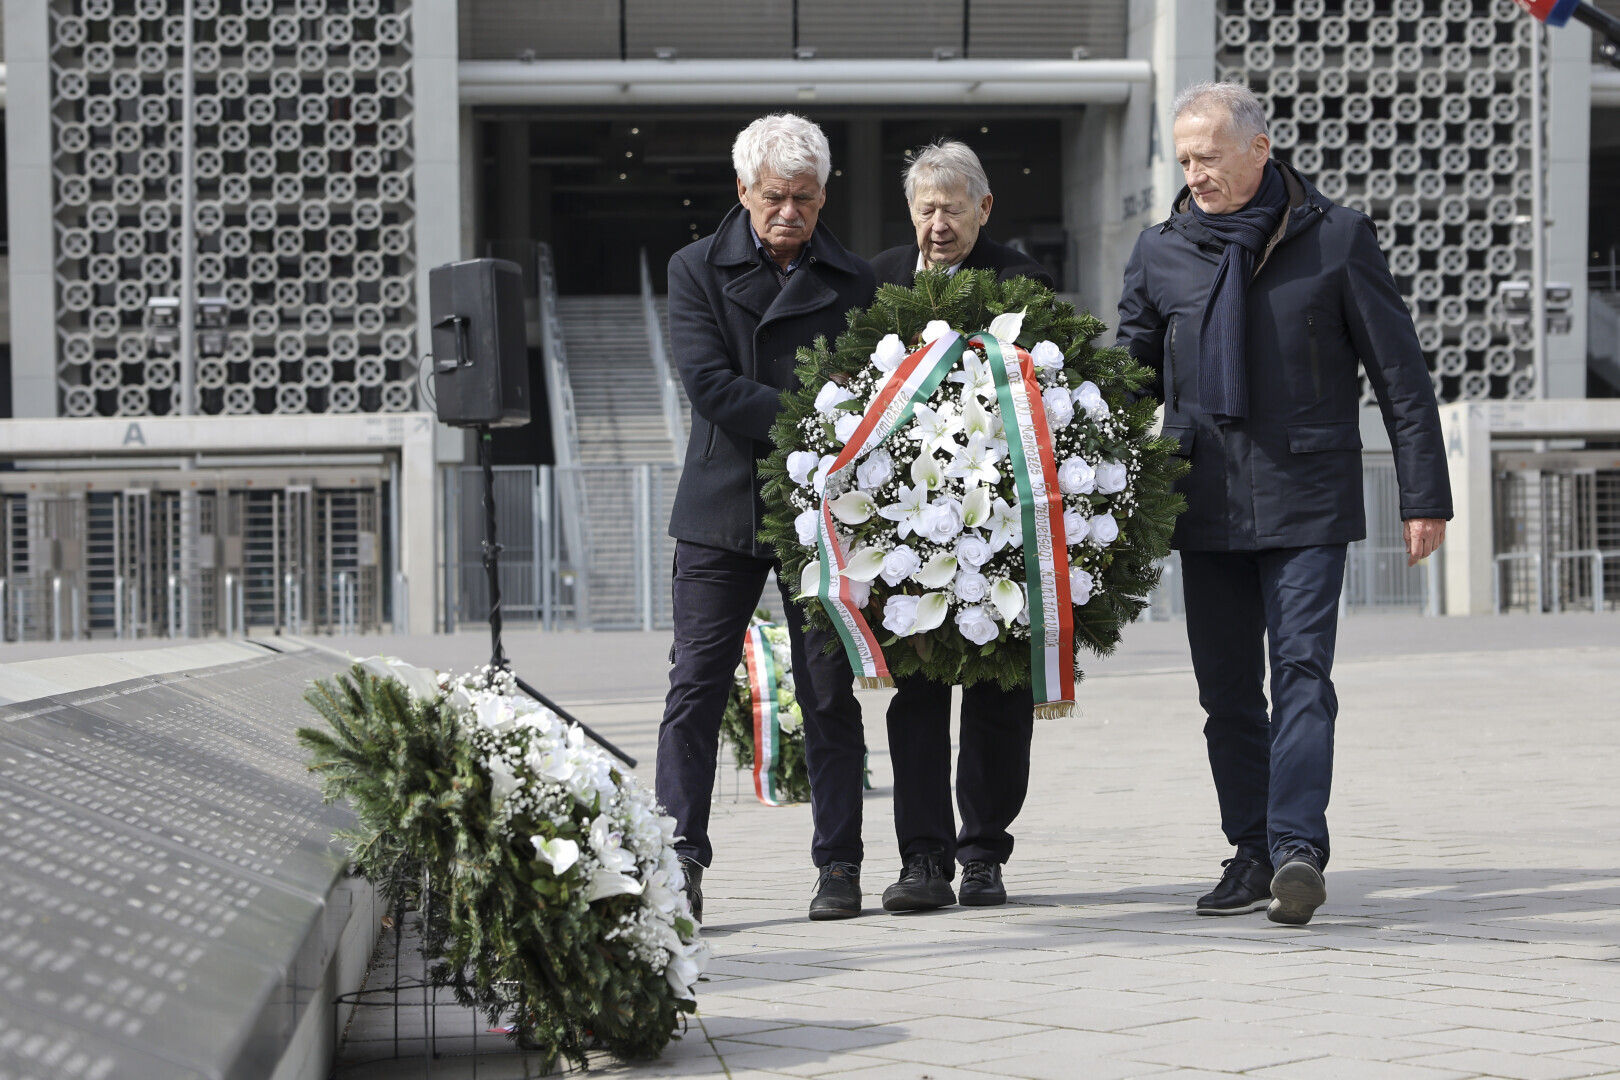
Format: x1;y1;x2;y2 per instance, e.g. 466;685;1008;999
410;0;466;636
845;118;883;259
1440;402;1495;616
5;0;57;417
494;121;532;246
1078;0;1216;331
1545;22;1592;399
460;105;479;260
1064;107;1121;317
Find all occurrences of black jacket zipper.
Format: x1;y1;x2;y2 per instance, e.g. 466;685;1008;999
1167;317;1179;413
1307;314;1322;399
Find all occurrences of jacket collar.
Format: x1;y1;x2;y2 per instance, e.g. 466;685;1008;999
1162;160;1328;251
705;203;861;278
709;203;859;324
959;235;1006;272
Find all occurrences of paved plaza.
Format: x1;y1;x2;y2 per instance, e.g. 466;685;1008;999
311;613;1620;1079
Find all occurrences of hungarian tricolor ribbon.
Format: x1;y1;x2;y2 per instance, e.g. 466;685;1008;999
814;331;967;688
976;334;1075;718
741;622;785;806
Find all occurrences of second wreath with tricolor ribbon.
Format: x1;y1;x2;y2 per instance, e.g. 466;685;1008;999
760;269;1187;716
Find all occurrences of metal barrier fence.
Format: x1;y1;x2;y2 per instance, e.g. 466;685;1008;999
453;465;543;625
463;456;1433;632
0;476;394;641
1493;455;1620;614
1142;456;1435;619
451;462;679;632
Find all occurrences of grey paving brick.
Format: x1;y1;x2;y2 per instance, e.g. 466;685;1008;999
1404;1048;1615;1080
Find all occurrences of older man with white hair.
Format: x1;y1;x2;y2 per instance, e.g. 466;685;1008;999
868;140;1053;914
869;138;1053;288
659;113;877;923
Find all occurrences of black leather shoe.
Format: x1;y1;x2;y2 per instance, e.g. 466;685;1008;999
1196;855;1272;916
678;856;704;925
958;860;1007;907
808;861;862;921
1267;850;1326;926
881;851;956;912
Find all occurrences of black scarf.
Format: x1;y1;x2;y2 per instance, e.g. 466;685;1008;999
1192;164;1289;423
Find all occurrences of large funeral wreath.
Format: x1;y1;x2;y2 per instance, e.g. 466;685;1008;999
760;269;1185;709
299;658;705;1071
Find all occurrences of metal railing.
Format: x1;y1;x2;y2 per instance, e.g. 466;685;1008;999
1548;549;1620;614
0;483;390;642
1494;551;1544;614
1493;463;1620;614
1142;457;1436;620
535;244;591;625
639;248;687;463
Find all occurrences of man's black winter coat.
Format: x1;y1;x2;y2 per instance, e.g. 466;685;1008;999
1116;162;1451;551
667;204;877;557
869;234;1054;290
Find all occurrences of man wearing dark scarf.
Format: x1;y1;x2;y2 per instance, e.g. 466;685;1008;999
1116;83;1452;926
1193;163;1289;423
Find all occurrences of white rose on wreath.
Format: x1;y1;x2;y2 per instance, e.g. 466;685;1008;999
856;448;894;489
954;570;991;604
1058;456;1096;495
1042;387;1075;428
1062;507;1090;545
955;605;1001;646
1094;461;1129;494
815;381;856;414
1072;380;1109;422
880;544;922;586
871;333;907;372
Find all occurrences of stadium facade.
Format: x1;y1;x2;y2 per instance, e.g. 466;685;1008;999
0;0;1617;636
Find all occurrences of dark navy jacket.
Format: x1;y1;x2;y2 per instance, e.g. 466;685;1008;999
1116;161;1452;551
667;205;876;557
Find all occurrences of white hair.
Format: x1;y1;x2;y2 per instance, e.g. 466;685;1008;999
1171;81;1270;141
731;113;831;188
902;139;991;205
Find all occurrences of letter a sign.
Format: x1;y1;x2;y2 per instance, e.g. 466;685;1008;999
123;422;145;446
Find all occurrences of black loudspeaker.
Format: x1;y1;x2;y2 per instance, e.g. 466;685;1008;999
429;258;531;428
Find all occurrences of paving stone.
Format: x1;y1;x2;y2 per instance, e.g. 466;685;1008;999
329;618;1620;1079
1403;1048;1615;1079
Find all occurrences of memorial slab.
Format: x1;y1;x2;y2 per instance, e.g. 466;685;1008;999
0;645;366;1080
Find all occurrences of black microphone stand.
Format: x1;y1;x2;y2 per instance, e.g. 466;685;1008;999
475;425;637;768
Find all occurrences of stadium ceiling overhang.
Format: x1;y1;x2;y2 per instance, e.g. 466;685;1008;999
458;58;1154;107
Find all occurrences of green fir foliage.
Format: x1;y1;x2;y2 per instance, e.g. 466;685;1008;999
298;667;693;1071
759;268;1187;689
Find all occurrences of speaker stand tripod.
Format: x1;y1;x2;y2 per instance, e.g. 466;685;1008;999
474;425;637;768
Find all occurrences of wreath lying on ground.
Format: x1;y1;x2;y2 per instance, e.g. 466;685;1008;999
298;657;705;1071
760;269;1185;711
718;618;812;806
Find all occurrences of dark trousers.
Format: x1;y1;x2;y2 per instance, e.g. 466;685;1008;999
885;674;1034;870
656;539;865;868
1180;544;1346;870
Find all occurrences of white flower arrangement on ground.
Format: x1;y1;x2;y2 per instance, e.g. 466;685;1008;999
440;663;708;999
300;657;706;1069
